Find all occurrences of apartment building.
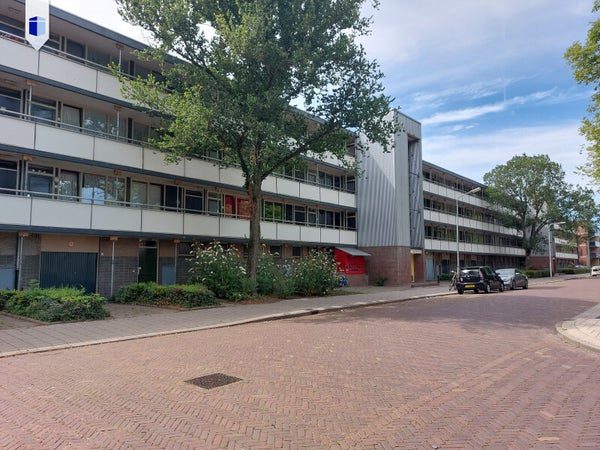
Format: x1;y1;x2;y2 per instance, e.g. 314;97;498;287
356;111;529;284
1;1;577;295
0;0;361;296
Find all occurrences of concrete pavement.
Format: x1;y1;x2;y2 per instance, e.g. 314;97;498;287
0;276;598;358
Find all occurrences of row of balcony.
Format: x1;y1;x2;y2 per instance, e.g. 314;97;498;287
0;192;357;245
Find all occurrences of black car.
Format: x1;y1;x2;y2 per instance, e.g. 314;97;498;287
456;266;504;294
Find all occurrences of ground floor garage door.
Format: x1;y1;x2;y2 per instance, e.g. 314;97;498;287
40;252;97;293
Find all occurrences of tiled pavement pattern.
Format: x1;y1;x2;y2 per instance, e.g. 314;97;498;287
0;277;599;448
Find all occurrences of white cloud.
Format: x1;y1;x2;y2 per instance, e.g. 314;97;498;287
424;121;590;187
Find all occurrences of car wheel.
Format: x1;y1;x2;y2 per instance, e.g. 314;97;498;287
474;287;479;294
457;288;464;294
499;283;504;292
511;280;516;290
484;283;491;293
523;281;528;289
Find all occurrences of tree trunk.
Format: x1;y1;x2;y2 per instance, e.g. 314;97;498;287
246;173;262;287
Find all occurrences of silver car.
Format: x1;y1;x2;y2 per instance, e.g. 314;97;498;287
496;268;529;290
592;266;600;277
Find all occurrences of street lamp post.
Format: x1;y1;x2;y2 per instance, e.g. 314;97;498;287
548;221;565;277
456;187;482;276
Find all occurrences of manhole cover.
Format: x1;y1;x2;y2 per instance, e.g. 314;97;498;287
185;373;242;389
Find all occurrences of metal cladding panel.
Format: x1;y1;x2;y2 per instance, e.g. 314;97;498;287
357;111;422;248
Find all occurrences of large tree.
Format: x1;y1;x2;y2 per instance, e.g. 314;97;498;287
483;154;598;264
565;0;600;185
114;0;395;282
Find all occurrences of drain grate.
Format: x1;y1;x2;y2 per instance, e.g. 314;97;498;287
185;373;242;389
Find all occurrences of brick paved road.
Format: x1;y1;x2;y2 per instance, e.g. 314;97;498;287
1;278;600;449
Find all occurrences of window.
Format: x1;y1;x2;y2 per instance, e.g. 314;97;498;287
0;14;24;37
0;160;17;195
292;246;302;258
87;47;112;68
346;176;355;193
207;192;222;216
263;200;283;222
57;170;78;200
66;39;85;61
185;189;204;213
269;246;281;257
165;185;180;211
106;176;125;204
27;165;53;197
0;86;21;116
84;110;107;135
347;212;356;230
30;97;56;124
82;173;105;204
148;184;162;210
237;198;251;218
308;207;317;226
294;205;306;224
108;115;127;139
62;105;82;131
284;204;293;222
132;122;149;142
131;181;147;208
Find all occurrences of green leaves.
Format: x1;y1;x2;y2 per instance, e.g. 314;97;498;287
484;154;599;255
565;2;600;188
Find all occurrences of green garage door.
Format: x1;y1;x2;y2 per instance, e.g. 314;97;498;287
40;252;97;293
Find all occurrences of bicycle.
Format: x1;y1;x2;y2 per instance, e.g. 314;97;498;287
449;272;457;291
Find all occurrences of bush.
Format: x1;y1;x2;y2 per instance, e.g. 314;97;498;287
0;289;18;310
113;282;218;308
188;242;251;301
256;253;295;298
523;269;550;278
293;250;339;296
4;286;108;322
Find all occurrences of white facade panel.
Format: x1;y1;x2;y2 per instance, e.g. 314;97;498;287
94;138;143;168
30;199;91;228
39;53;97;92
35;125;94;160
144;149;184;177
0;196;31;225
320;188;338;205
261;222;277;240
320;228;339;244
0;116;35;148
0;39;38;74
183;214;219;236
96;71;128;101
339;230;357;245
275;223;301;241
220;167;245;187
261;176;277;193
299;183;319;200
338;191;356;208
300;226;320;242
277;178;300;197
142;210;183;234
185;159;220;183
219;217;249;238
91;205;140;231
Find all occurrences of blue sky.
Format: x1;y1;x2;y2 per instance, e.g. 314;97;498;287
51;0;596;189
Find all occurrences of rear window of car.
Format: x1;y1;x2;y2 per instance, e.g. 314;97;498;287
461;269;479;276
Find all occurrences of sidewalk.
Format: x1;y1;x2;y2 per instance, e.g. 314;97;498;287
0;278;598;358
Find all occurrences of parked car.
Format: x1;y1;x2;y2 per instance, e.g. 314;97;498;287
456;266;504;294
496;268;529;290
591;266;600;277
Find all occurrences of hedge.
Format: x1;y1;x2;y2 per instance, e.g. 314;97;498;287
3;286;108;322
112;282;218;308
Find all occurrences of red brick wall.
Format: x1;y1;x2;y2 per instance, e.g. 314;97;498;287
361;246;415;286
